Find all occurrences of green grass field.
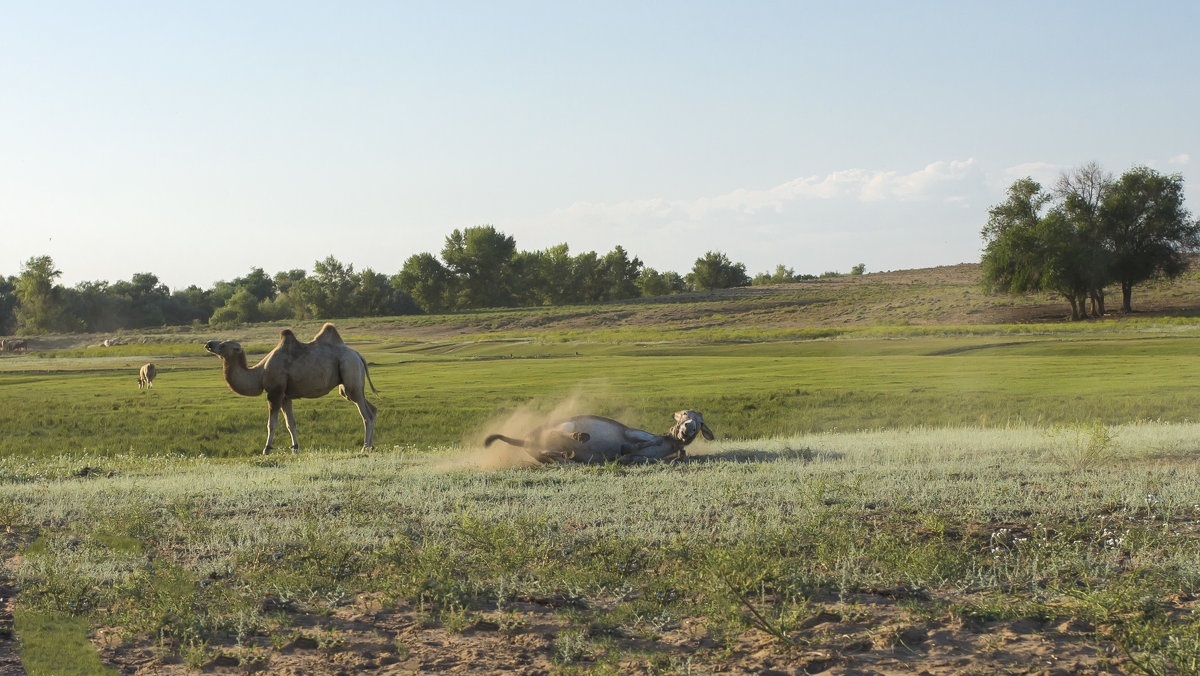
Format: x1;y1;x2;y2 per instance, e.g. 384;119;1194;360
2;327;1200;458
7;321;1200;461
3;273;1200;673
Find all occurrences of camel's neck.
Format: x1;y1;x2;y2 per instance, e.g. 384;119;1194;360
222;352;264;397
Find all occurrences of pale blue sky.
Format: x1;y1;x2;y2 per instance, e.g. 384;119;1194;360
2;1;1197;289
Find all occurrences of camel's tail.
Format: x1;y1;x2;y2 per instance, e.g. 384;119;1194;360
361;354;381;396
484;434;526;448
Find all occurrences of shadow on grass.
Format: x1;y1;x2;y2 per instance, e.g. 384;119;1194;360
692;446;838;463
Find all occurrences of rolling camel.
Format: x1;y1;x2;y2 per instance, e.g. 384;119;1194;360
138;363;156;389
204;323;378;454
485;410;714;464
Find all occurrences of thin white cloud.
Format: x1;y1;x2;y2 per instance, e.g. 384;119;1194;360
998;161;1069;188
523;159;990;276
549;159;980;226
1169;154;1191;166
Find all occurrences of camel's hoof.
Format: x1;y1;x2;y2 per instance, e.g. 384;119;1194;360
261;447;272;456
290;447;299;455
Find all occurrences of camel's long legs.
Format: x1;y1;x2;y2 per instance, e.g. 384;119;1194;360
281;398;299;452
264;401;279;455
338;379;377;450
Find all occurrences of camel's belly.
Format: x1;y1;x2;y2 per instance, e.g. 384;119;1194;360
541;416;658;463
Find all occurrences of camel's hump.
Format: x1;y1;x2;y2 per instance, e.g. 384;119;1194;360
313;323;345;345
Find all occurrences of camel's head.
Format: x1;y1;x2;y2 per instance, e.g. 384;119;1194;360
203;339;244;361
669;410;714;449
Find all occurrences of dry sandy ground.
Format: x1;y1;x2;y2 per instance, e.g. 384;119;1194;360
0;581;21;676
80;588;1137;675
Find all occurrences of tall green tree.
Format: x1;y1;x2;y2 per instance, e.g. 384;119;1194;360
980;179;1052;296
1054;163;1113;315
572;251;604;302
260;269;309;320
638;268;686;297
309;255;357;317
516;244;574;306
273;269;308;295
209;288;262;325
168;285;215;326
14;256;75;333
232;267;277;302
66;281;127;331
1100;166;1199;312
353;268;417;316
1033;211;1096;320
600;245;643;300
113;272;171;327
687;251;750;290
441;226;518;308
981;178;1050;242
0;276;18;334
396;252;454;313
982;176;1109;320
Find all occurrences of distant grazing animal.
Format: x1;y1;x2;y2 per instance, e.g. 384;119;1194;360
138;363;156;389
485;410;714;464
204;323;379;454
2;339;28;353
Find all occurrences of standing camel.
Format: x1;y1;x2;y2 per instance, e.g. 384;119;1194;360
204;323;379;454
138;363;156;389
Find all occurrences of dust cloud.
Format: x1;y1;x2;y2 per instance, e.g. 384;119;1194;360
435;388;625;471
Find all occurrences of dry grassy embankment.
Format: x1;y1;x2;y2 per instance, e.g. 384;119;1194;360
7;262;1200;351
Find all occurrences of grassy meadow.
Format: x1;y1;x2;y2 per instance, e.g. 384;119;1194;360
2;267;1200;673
4;331;1200;457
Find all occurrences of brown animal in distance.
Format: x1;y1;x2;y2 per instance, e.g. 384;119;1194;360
1;339;28;353
204;323;379;454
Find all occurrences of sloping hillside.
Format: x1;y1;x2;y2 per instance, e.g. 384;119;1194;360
356;262;1200;339
9;262;1200;351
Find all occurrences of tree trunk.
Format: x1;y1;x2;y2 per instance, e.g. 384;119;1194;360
1067;294;1080;321
1122;281;1133;313
1090;288;1105;317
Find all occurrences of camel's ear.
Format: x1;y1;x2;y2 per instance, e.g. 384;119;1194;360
700;423;714;441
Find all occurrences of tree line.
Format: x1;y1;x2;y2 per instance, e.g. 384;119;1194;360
1;226;849;335
982;164;1198;320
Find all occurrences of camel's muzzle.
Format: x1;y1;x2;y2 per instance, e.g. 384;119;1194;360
672;419;699;443
203;340;221;355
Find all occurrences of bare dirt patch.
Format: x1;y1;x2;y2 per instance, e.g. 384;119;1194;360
90;589;1127;674
0;582;20;676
